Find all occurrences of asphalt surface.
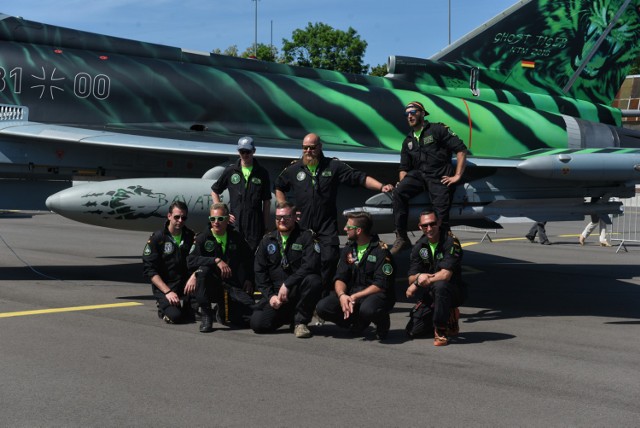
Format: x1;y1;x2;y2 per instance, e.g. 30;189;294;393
1;212;639;427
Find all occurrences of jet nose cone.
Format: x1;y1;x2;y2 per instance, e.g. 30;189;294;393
45;192;60;212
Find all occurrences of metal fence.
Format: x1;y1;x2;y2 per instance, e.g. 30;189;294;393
611;192;640;253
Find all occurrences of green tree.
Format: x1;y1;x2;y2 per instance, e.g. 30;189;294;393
369;63;387;77
282;22;368;74
241;43;279;62
212;45;239;57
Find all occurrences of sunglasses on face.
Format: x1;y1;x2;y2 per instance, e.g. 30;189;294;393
209;216;228;222
404;110;420;117
172;215;188;221
420;221;438;229
302;145;318;151
275;215;293;221
238;149;252;155
344;225;360;230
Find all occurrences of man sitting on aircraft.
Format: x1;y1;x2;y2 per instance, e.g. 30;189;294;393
391;101;468;255
315;211;396;341
250;201;323;338
405;211;466;347
211;136;272;253
143;201;197;324
275;133;393;289
187;203;255;333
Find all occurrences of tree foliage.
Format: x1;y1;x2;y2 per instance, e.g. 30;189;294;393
369;63;387;77
282;22;368;74
212;45;239;57
241;43;280;62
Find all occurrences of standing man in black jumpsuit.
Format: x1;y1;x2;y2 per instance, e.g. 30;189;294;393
315;212;396;341
275;133;393;288
251;201;323;338
187;203;255;333
391;101;468;255
211;136;271;253
143;201;196;324
406;211;466;346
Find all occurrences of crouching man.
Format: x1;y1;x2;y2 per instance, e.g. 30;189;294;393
406;211;466;346
250;201;323;338
316;211;396;341
187;203;255;333
143;201;196;324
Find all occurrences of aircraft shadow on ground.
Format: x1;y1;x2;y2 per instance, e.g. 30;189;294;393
0;263;146;284
448;249;640;323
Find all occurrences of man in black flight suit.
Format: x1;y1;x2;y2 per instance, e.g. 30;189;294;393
143;201;196;324
187;203;255;333
316;211;396;341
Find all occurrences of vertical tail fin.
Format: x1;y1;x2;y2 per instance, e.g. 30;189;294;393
432;0;640;105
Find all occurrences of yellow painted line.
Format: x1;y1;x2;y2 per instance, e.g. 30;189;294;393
0;302;143;318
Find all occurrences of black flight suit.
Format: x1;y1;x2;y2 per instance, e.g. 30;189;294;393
211;158;271;252
275;155;367;287
250;224;322;333
393;121;467;229
187;226;255;327
142;222;196;323
316;235;396;332
407;231;465;328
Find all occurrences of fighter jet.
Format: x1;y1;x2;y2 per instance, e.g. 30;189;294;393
1;0;639;232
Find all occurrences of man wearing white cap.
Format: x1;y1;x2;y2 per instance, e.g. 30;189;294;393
212;136;272;253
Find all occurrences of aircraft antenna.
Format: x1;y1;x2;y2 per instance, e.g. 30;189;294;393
252;0;260;57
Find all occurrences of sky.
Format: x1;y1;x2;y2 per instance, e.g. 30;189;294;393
4;0;518;69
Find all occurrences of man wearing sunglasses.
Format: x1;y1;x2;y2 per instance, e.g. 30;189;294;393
251;201;323;338
275;133;393;290
187;203;255;333
211;136;271;253
391;101;468;255
315;212;396;341
143;201;197;324
406;211;466;346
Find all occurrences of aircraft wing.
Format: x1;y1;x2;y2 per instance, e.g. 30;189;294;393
0;119;400;165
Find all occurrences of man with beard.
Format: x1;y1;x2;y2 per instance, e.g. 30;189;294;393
143;201;197;324
406;211;465;347
390;101;468;255
187;203;255;333
211;136;271;253
315;211;396;341
275;133;393;288
251;201;323;338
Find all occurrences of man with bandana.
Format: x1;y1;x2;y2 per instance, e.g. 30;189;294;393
406;211;466;347
143;201;196;324
250;201;323;338
275;133;393;289
211;136;271;253
391;101;468;255
315;211;396;341
187;203;255;333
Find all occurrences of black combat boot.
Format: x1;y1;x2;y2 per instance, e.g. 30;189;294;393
390;230;411;255
199;306;214;333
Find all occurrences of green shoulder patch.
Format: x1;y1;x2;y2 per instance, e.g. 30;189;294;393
382;263;393;275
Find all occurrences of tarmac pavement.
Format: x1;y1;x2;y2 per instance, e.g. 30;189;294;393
1;212;639;426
